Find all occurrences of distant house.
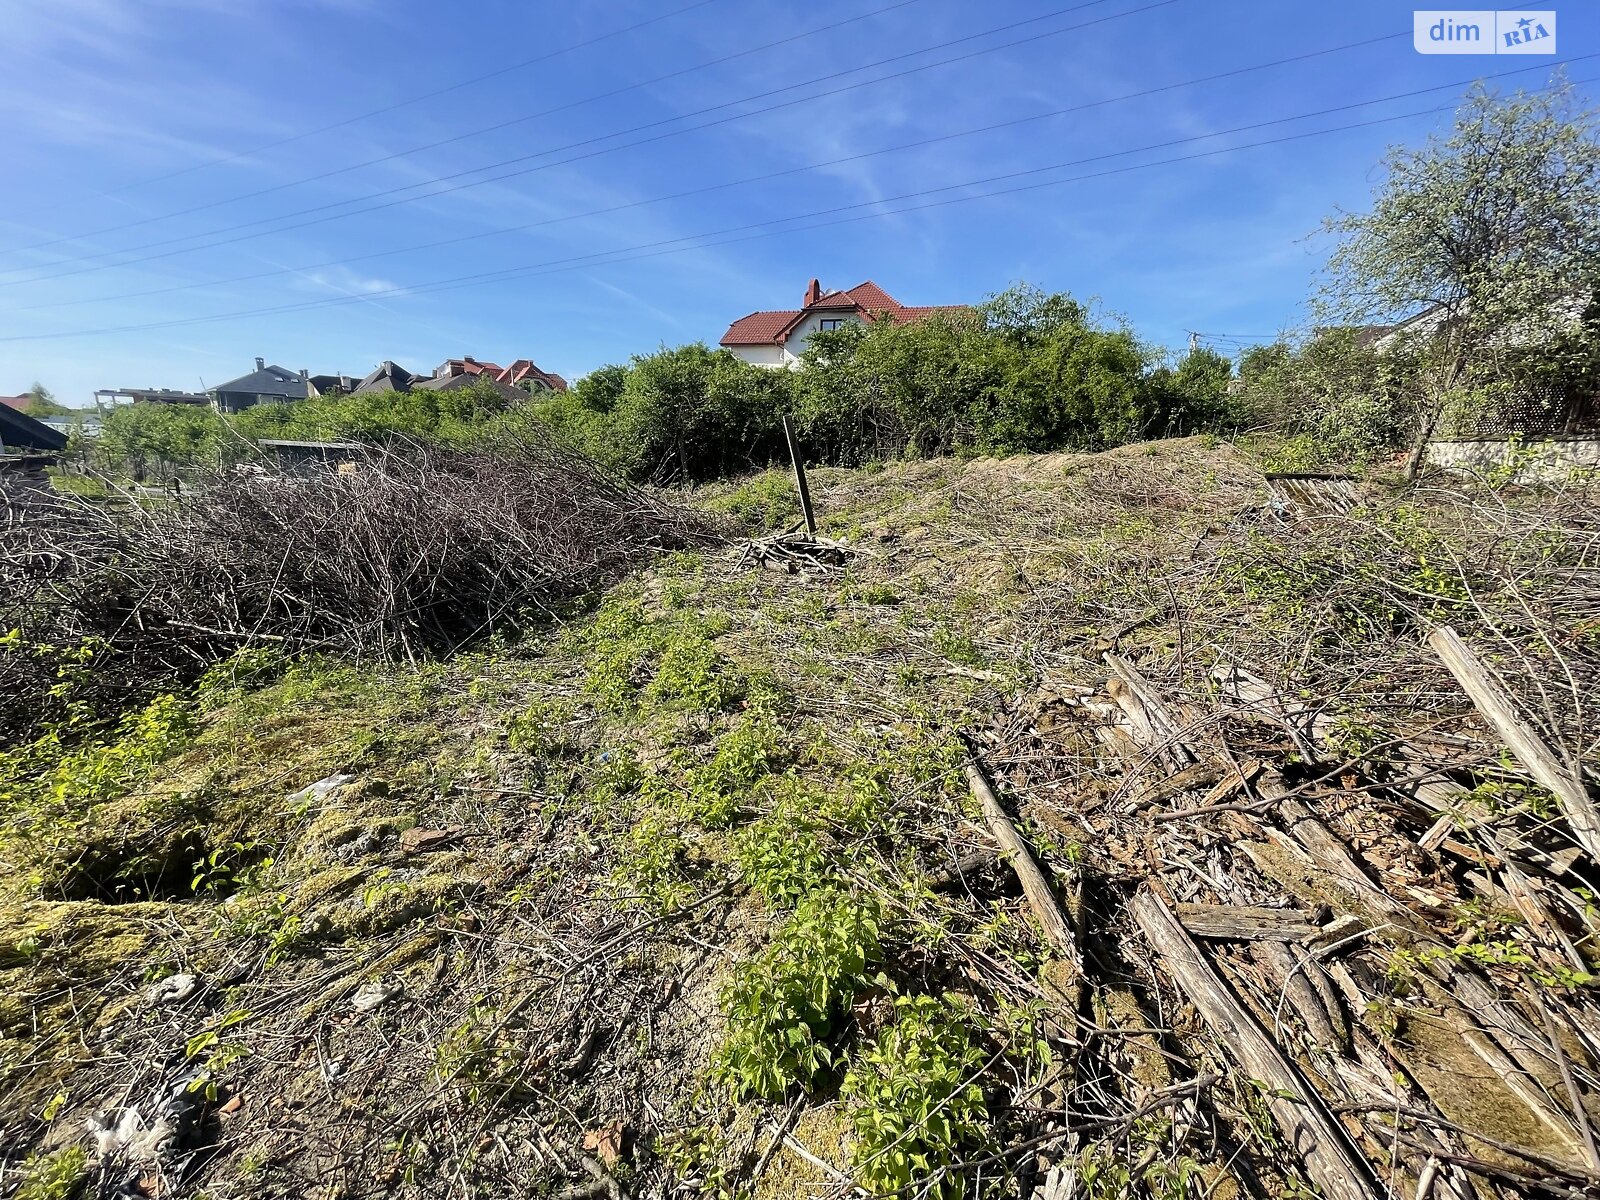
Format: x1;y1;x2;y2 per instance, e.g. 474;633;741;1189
720;278;966;368
353;361;422;395
308;373;358;398
494;359;568;393
433;356;502;380
0;395;30;412
411;372;526;402
211;358;310;414
94;387;211;407
422;356;566;396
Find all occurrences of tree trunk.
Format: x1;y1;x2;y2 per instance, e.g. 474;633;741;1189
1404;405;1439;482
1405;348;1467;482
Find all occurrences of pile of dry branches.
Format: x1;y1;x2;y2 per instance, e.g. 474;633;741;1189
966;476;1600;1199
0;432;716;739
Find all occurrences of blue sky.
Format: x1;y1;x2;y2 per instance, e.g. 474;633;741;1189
0;0;1592;404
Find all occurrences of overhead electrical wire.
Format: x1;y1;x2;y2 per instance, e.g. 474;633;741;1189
7;68;1591;345
0;0;927;254
0;0;726;225
20;28;1414;313
0;0;1163;279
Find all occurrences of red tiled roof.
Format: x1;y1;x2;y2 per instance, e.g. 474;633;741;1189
840;281;900;311
719;281;962;347
491;359;569;393
720;309;804;346
0;395;30;411
439;358;502;377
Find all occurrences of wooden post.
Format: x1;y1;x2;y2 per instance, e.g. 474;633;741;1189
780;414;816;536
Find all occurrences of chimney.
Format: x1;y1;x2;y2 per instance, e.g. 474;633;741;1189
804;278;821;307
464;356;476;365
299;368;309;383
255;356;265;371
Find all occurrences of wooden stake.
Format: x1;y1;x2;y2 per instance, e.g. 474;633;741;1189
780;414;816;536
1427;626;1600;862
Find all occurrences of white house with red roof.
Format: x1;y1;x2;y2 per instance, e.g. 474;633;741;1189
719;278;965;368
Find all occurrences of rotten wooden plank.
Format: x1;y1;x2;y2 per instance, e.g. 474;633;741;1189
1129;888;1382;1200
1174;902;1319;942
965;756;1083;989
1427;625;1600;862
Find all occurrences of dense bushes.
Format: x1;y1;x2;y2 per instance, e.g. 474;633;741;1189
91;379;520;478
1231;330;1419;467
4;431;714;744
537;285;1237;483
83;284;1248;486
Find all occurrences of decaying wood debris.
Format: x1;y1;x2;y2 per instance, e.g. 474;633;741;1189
0;432;715;743
737;527;857;574
970;595;1600;1200
4;440;1597;1200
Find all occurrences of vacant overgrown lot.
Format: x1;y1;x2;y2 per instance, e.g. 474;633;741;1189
2;438;1596;1200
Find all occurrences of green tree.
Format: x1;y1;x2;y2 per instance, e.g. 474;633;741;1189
95;402;232;479
1155;347;1236;435
1318;76;1600;477
1234;330;1417;466
23;382;70;418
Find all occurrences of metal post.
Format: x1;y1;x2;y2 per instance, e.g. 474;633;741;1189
781;414;816;536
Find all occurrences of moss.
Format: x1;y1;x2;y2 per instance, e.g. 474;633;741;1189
755;1104;852;1200
1392;1003;1587;1169
0;900;190;1112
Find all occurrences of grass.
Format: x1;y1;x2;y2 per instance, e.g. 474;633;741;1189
7;436;1533;1200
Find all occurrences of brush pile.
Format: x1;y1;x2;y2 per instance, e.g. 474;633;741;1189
968;477;1600;1199
0;432;716;741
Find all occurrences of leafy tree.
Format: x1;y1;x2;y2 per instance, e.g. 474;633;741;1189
94;402;232;479
1318;76;1600;477
1234;330;1418;466
22;382;70;418
1152;347;1236;435
230;378;516;445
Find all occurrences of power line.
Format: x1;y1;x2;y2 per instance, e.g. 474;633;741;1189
0;0;923;256
0;0;724;225
10;72;1590;344
0;0;1159;280
22;29;1411;313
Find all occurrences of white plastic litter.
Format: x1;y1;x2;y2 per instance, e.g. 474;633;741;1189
146;972;200;1006
287;773;356;806
350;980;402;1012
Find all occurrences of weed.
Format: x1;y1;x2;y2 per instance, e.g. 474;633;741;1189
14;1146;87;1200
734;808;828;905
564;597;744;716
714;889;883;1100
505;698;579;758
434;999;531;1105
843;994;992;1199
855;582;902;605
704;471;798;532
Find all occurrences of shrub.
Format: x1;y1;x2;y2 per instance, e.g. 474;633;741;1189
844;994;992;1199
714;889;882;1100
4;433;716;732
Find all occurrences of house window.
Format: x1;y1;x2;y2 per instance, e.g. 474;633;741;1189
818;318;846;331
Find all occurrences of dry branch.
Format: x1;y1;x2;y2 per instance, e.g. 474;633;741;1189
1427;625;1600;861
